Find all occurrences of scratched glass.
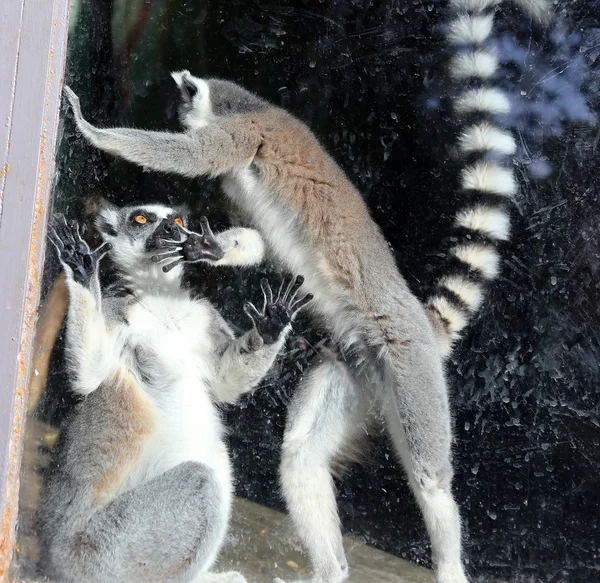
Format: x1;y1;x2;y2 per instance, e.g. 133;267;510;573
14;1;600;582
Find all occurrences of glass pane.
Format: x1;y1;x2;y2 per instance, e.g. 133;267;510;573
15;1;599;582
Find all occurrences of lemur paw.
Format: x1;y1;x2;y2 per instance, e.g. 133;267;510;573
48;214;111;286
151;216;224;271
244;275;313;344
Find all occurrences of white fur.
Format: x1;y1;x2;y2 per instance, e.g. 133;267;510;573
120;296;229;485
448;14;494;45
451;244;500;279
171;70;212;128
439;275;484;312
455;206;511;241
450;50;498;79
459;123;517;155
222;168;361;347
461;161;517;196
428;295;468;334
63;282;119;396
280;359;368;583
450;0;551;23
449;0;501;12
454;88;511;115
214;227;266;267
511;0;552;23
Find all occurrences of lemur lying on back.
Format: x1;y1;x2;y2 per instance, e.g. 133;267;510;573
38;204;312;583
62;1;551;581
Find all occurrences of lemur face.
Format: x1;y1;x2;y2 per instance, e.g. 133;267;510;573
96;203;188;272
171;70;267;129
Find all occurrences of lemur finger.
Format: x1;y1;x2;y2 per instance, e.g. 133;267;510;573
51;216;70;243
92;241;112;260
275;278;286;303
243;301;261;325
47;227;65;251
287;274;306;305
156;238;185;247
290;293;314;316
280;276;295;304
161;258;184;273
282;275;305;304
72;221;92;254
56;215;79;249
260;278;274;310
151;248;182;263
177;223;192;235
200;216;215;238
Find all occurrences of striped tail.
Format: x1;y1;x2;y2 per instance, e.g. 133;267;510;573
426;0;552;357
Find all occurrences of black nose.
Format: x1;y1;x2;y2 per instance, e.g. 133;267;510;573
162;221;175;235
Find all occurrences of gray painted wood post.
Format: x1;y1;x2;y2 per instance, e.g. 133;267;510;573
0;0;70;577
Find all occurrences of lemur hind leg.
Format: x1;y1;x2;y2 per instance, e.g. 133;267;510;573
383;348;468;583
278;350;373;583
56;462;244;583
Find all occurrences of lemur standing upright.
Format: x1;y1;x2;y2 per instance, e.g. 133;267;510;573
61;0;552;581
38;204;312;583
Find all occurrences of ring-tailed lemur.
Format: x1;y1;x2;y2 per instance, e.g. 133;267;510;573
60;0;551;581
38;205;312;583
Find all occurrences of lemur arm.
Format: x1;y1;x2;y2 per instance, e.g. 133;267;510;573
48;217;115;396
210;276;313;405
63;87;261;178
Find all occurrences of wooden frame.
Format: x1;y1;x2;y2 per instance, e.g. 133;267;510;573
0;0;70;579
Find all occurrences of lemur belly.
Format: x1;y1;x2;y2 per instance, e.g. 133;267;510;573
116;297;232;496
224;168;358;342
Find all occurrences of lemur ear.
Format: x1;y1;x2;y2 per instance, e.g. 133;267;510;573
172;70;196;101
171;70;208;104
95;199;119;237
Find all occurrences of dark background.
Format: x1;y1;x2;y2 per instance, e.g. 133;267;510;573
38;1;600;581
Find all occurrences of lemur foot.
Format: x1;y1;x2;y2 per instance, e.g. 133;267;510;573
244;275;314;344
151;216;224;269
48;214;111;285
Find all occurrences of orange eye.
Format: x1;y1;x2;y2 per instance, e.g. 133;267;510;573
134;215;147;224
174;217;184;227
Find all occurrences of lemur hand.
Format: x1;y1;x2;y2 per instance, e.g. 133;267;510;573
181;216;225;263
151;216;224;270
243;275;314;344
48;215;111;286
